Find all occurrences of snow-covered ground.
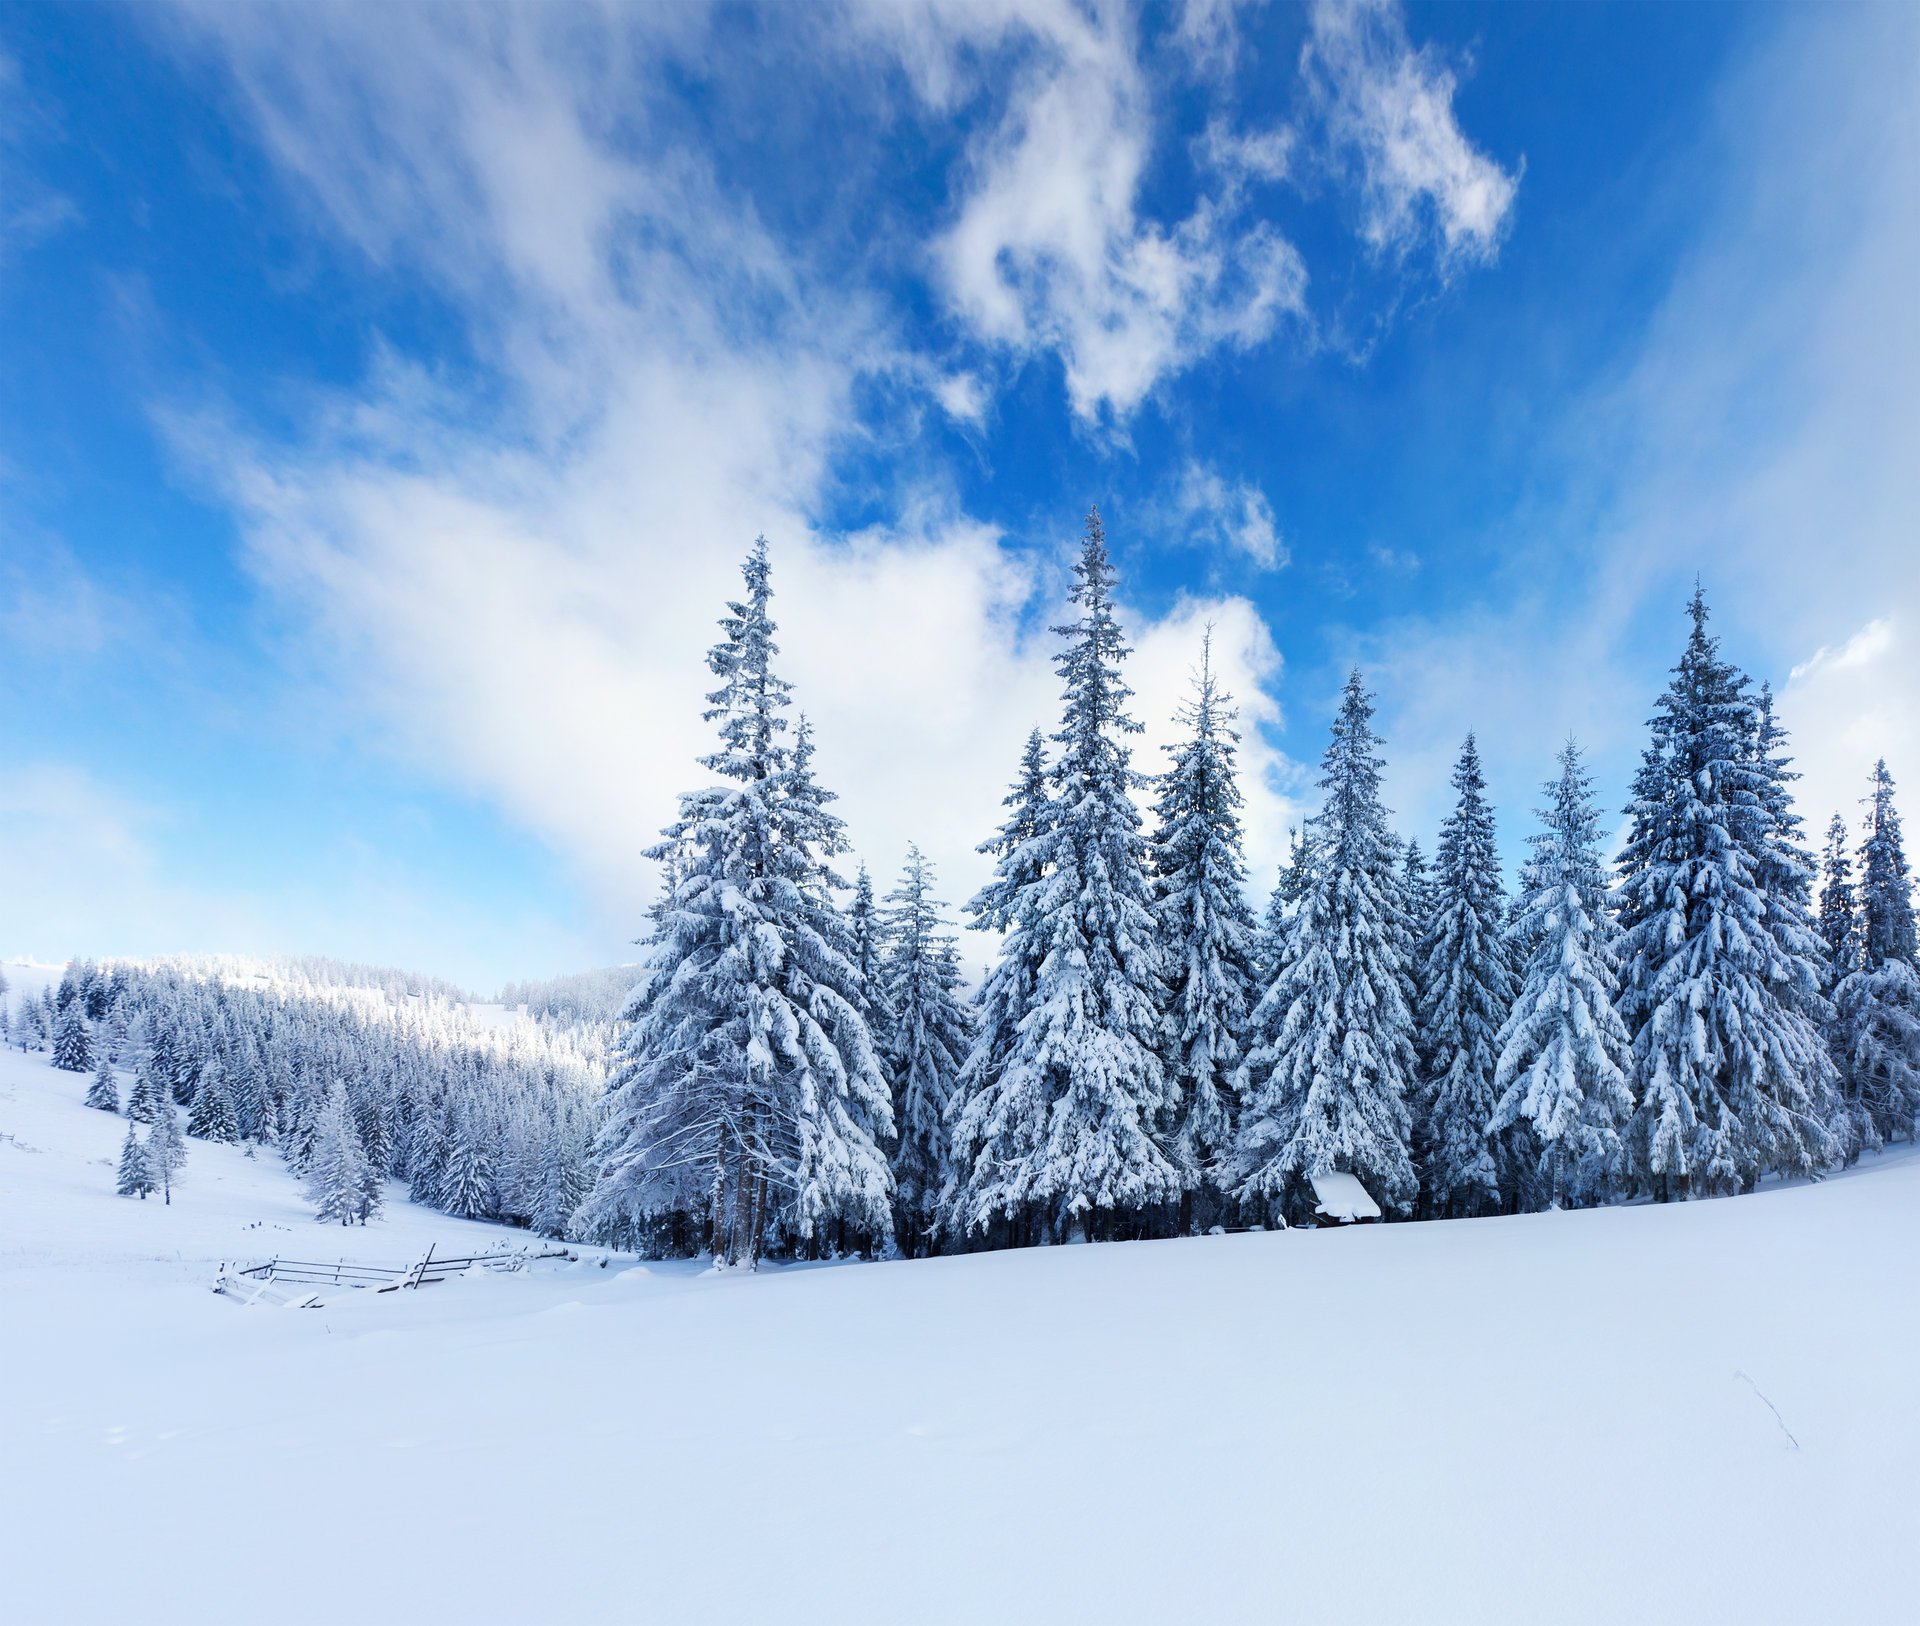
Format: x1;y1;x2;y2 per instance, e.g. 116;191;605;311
4;969;1918;1623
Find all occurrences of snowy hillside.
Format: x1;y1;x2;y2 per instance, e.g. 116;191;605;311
4;1001;1917;1625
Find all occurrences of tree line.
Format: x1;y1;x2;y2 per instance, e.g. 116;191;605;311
574;513;1919;1263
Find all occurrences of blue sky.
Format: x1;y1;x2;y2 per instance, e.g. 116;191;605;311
3;0;1916;991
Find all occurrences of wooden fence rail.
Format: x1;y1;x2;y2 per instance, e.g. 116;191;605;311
213;1243;571;1304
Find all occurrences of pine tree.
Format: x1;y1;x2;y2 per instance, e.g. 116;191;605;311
1230;670;1419;1221
439;1096;496;1220
186;1060;241;1143
945;511;1180;1243
85;1053;120;1113
573;538;893;1263
880;845;972;1257
52;1000;93;1073
146;1099;187;1205
945;727;1053;1248
116;1118;155;1199
1413;734;1517;1217
1818;813;1860;979
1401;839;1436;939
1831;760;1920;1149
126;1055;165;1124
305;1082;375;1224
1616;589;1838;1197
849;862;894;1052
1148;631;1256;1218
1489;741;1633;1208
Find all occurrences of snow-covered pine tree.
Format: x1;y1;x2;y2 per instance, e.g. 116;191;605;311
1750;684;1844;1138
51;1000;93;1073
1489;740;1633;1209
946;511;1180;1244
186;1059;241;1143
880;844;972;1257
1818;813;1860;977
439;1096;495;1220
1148;631;1255;1221
1401;839;1436;939
1230;670;1419;1221
1616;588;1838;1197
944;727;1053;1249
85;1052;120;1113
116;1117;155;1198
849;862;894;1052
1413;734;1517;1217
146;1098;187;1205
126;1055;164;1124
1831;760;1920;1149
305;1082;375;1225
572;538;893;1264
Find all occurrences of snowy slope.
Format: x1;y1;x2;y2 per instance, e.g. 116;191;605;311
3;1025;1918;1625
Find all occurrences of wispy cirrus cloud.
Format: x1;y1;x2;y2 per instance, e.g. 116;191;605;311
1302;0;1519;270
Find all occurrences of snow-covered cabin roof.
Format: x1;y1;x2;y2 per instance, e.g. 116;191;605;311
1310;1171;1382;1223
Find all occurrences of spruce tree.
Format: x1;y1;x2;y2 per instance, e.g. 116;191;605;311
146;1099;187;1205
440;1098;495;1220
1818;813;1860;978
1230;670;1419;1221
305;1082;375;1224
1616;589;1838;1197
849;862;894;1052
1148;632;1256;1217
116;1118;155;1199
1831;761;1920;1148
186;1060;241;1143
126;1056;164;1124
880;845;972;1257
572;538;893;1263
947;512;1179;1243
1489;741;1633;1208
85;1053;120;1113
1413;734;1517;1217
52;1001;93;1073
945;727;1053;1247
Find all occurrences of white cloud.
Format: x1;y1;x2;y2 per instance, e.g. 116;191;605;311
1781;617;1917;836
1302;0;1518;268
875;0;1306;423
1164;460;1287;568
156;4;1304;974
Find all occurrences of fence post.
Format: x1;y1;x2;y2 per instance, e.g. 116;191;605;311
409;1243;435;1290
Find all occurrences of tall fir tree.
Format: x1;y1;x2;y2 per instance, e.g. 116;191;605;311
573;538;893;1264
848;862;894;1051
116;1117;155;1198
1413;734;1517;1217
1831;760;1920;1149
1229;670;1419;1221
439;1096;495;1220
51;1001;93;1073
946;510;1180;1243
1148;632;1256;1216
146;1098;187;1205
880;845;972;1257
1489;741;1633;1208
186;1059;241;1143
945;727;1053;1247
1616;589;1838;1197
305;1082;376;1224
85;1052;120;1113
1817;813;1861;978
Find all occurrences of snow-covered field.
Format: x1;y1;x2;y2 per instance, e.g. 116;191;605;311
4;969;1918;1624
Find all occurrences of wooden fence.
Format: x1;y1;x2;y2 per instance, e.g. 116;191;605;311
213;1242;571;1306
